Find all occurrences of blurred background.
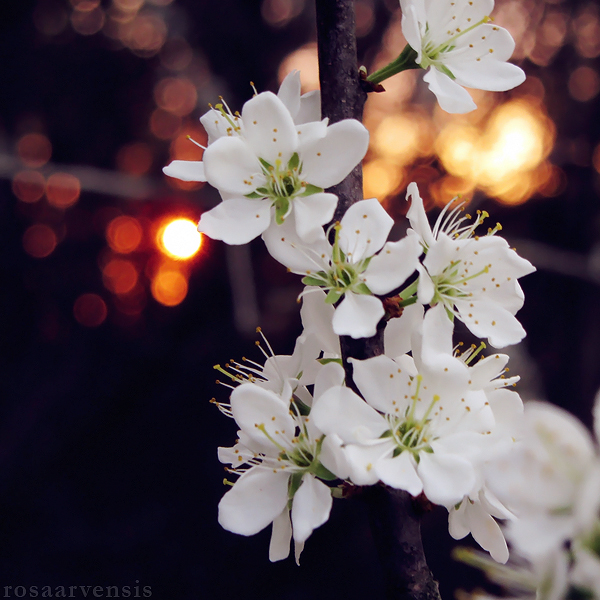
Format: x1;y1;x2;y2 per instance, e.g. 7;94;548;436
1;0;599;597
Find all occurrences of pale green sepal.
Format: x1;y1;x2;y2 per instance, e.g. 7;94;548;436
311;462;337;481
288;152;300;170
288;472;304;500
245;191;264;199
317;357;343;367
354;283;372;295
300;183;324;197
274;197;291;224
325;289;343;304
301;275;327;287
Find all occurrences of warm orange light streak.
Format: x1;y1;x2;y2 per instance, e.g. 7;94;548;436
158;218;202;260
151;268;188;306
106;216;143;254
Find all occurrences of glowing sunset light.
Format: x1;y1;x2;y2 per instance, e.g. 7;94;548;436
151;268;188;306
159;218;202;259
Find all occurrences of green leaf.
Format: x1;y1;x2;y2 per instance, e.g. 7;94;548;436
288;152;300;170
300;183;324;197
325;289;343;304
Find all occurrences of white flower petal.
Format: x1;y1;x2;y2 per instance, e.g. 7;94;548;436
277;70;301;120
384;303;424;359
344;443;391;485
241;91;298;165
313;361;345;401
351;354;413;414
418;451;475;507
198;197;272;244
363;235;421;295
400;1;425;63
339;198;394;261
300;288;340;356
230;383;295;447
269;509;292;562
332;292;384;339
452;59;525;93
448;501;469;540
296;119;329;146
163;160;206;182
300;119;369;189
291;475;333;544
200;108;236;144
466;501;509;563
376;451;423;496
293;192;338;243
455;298;526;348
296;90;322;124
423;68;477;114
311;385;387;443
406;182;434;247
416;264;435;305
262;215;330;273
203;136;263;195
218;467;290;536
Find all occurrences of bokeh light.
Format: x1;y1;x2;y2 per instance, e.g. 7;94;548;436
568;66;600;103
71;5;105;35
159;218;202;260
116;142;153;176
154;77;198;117
151;268;188;306
17;133;52;168
278;43;319;91
150;109;182;140
12;170;46;204
23;224;57;258
102;258;139;294
46;173;81;209
73;293;107;327
106;216;143;253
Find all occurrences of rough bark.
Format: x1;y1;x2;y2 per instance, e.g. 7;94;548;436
314;2;442;599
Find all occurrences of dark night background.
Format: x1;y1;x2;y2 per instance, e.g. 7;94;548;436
1;0;599;598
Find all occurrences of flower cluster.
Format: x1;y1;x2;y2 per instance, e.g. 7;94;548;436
457;397;600;599
162;64;543;566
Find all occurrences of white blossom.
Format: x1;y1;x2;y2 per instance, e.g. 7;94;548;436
406;182;535;348
400;0;525;113
163;73;369;245
217;363;348;563
264;198;422;339
311;304;518;507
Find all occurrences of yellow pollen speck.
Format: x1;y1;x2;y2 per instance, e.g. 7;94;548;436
468;313;473;317
444;367;448;371
482;36;486;40
389;374;394;378
476;58;481;61
468;380;472;384
317;152;321;156
273;128;278;132
466;406;471;412
355;229;360;234
492;321;496;326
398;369;402;373
253;120;257;124
475;320;479;324
238;456;243;461
366;463;373;471
489;48;494;53
446;417;450;421
467;18;471;21
469;44;474;48
273;138;277;142
272;416;276;421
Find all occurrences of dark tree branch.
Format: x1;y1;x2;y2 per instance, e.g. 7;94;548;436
314;2;442;599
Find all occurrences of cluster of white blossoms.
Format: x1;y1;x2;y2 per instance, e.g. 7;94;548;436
162;2;599;592
458;396;600;600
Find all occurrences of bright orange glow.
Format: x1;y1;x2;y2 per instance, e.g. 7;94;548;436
73;293;107;327
17;133;52;168
363;159;403;200
154;77;198;117
159;218;202;259
278;44;319;91
46;172;81;209
436;100;555;205
102;258;139;295
23;224;57;258
116;142;153;176
151;268;188;306
106;216;143;253
372;113;433;166
12;170;46;203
